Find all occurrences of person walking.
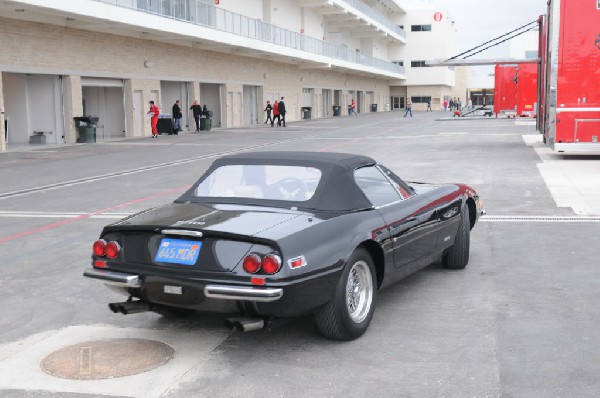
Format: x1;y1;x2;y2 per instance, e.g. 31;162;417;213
264;100;273;125
350;99;358;116
443;99;448;111
172;100;183;134
272;100;280;127
279;97;287;127
404;98;413;117
427;99;432;112
467;98;473;112
148;100;160;138
457;98;463;111
190;100;202;132
449;98;454;111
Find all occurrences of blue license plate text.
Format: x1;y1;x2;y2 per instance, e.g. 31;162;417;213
155;238;202;266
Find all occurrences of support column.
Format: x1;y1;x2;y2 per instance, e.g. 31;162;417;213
0;73;5;152
63;75;83;144
124;79;134;139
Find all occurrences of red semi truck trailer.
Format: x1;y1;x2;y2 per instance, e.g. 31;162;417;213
494;63;538;117
538;0;600;152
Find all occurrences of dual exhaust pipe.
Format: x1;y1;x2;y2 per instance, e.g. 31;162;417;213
109;300;151;315
109;301;267;333
224;317;266;332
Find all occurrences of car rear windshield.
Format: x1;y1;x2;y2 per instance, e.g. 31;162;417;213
195;164;322;202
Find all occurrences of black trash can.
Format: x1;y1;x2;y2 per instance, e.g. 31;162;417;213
157;114;173;135
301;107;312;120
73;116;98;143
371;104;378;112
333;105;341;116
200;111;212;131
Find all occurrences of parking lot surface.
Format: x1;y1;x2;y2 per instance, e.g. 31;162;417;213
0;111;598;397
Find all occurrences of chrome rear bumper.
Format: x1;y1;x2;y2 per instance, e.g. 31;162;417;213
83;269;141;288
84;268;283;302
204;285;283;302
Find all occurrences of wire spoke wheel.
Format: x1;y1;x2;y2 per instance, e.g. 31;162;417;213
315;248;377;340
345;260;373;323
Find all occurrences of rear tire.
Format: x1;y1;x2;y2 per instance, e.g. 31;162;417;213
315;248;377;341
443;205;470;269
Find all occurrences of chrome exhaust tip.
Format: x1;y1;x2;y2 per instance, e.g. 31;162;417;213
108;300;151;315
225;317;265;332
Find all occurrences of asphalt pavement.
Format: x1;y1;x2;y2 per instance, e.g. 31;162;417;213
0;110;599;397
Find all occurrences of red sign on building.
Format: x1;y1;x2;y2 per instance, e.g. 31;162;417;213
434;12;443;22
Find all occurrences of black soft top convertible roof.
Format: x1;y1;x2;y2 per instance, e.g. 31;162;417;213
177;151;376;212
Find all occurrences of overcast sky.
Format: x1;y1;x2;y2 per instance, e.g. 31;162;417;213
415;0;548;58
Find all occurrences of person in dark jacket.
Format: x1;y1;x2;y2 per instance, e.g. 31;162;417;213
279;97;287;127
264;101;273;124
190;100;202;132
172;100;183;133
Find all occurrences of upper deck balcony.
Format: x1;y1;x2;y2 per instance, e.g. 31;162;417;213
296;0;407;44
1;0;405;80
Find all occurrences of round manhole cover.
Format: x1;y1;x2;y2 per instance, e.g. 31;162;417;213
41;338;175;380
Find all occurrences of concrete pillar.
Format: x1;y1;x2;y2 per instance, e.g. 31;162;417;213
0;73;5;152
124;79;135;139
62;75;83;144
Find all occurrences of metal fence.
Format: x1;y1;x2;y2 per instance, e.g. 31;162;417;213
94;0;405;75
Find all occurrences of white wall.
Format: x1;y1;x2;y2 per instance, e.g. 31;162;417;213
390;5;456;87
218;0;263;20
2;73;28;144
2;73;63;145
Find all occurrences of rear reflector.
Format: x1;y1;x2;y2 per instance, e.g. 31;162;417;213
288;255;307;269
250;277;265;286
94;260;107;268
93;239;107;256
243;253;261;274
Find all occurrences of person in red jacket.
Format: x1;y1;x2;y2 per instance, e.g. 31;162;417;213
148;101;160;138
272;100;280;127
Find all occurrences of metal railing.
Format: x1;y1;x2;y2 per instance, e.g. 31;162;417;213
340;0;406;38
93;0;405;76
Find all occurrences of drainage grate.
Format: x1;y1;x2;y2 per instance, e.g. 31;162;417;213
41;338;175;380
480;215;600;223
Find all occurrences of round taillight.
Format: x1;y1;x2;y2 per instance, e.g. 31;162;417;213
105;241;121;259
93;239;107;256
243;254;261;274
262;254;282;274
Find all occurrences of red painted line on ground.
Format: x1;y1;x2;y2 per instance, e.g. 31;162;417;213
0;185;191;245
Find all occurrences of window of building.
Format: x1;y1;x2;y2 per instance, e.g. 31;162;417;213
410;61;427;68
392;61;404;67
411;24;432;32
411;96;432;104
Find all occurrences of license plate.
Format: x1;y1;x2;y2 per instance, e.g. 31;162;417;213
155;238;202;266
164;285;183;295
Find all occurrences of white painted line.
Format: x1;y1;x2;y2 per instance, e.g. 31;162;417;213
0;136;314;201
0;211;132;219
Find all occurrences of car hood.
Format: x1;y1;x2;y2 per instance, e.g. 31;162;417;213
110;202;303;237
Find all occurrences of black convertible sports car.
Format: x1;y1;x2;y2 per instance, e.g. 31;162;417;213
85;151;483;340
